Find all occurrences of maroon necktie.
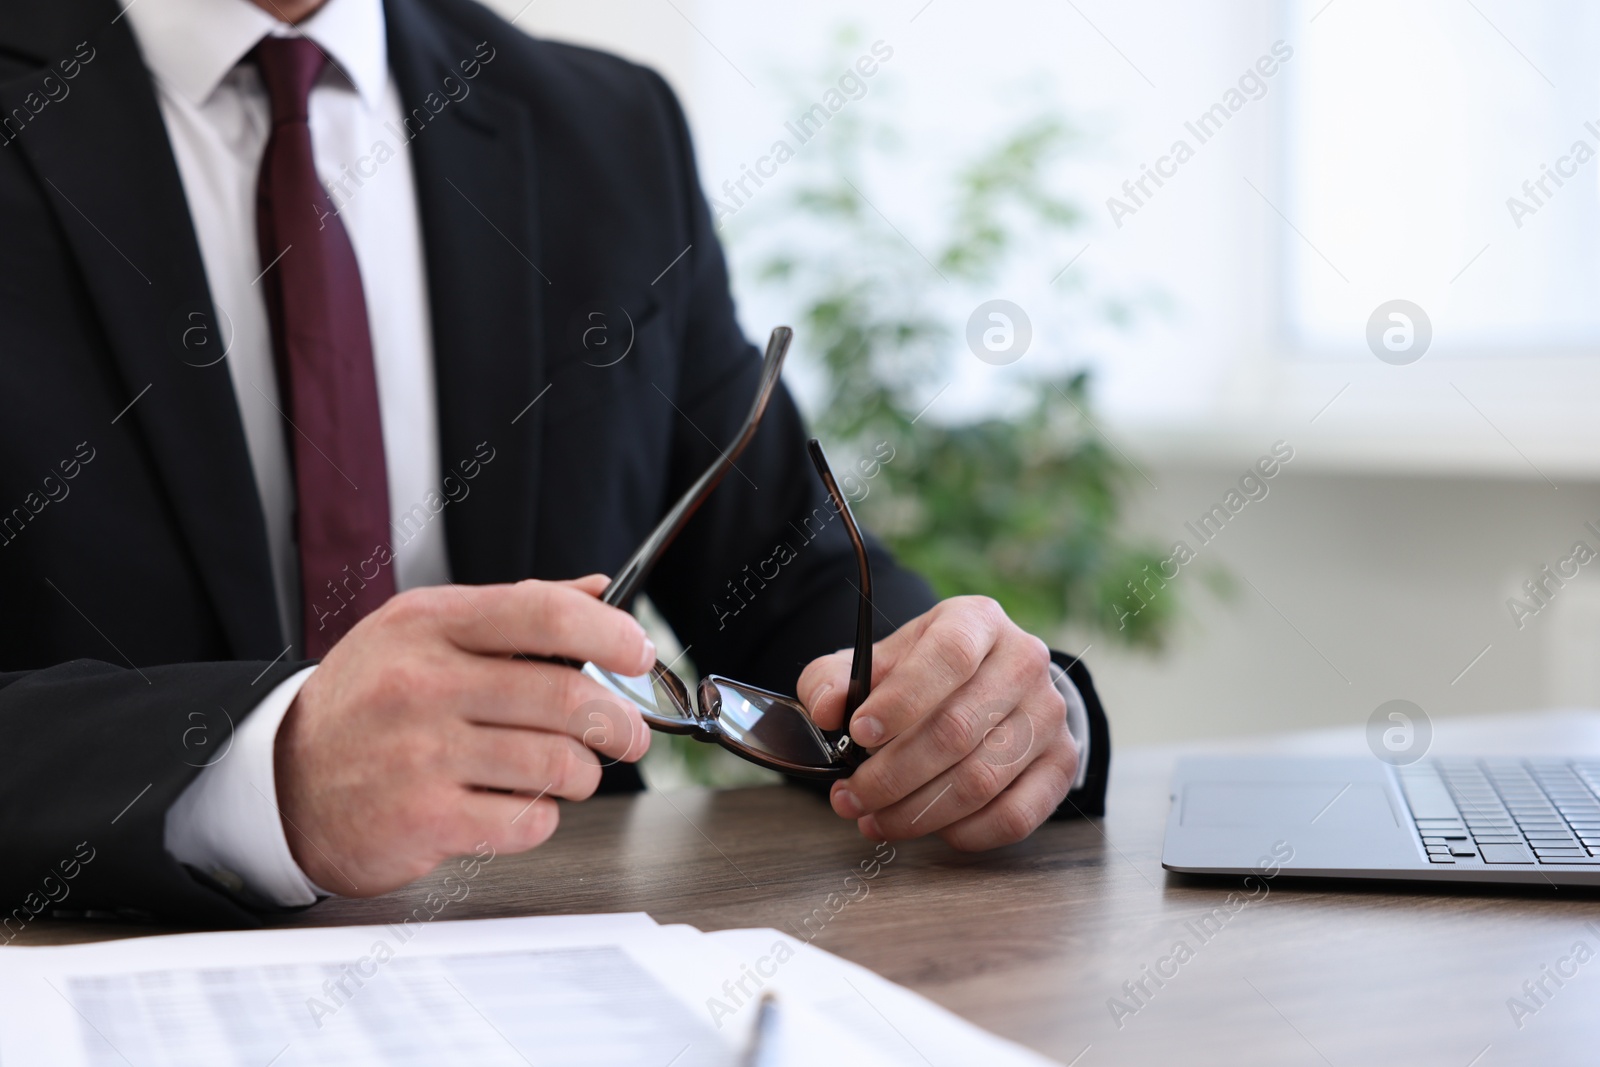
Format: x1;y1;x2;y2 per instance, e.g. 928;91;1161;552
253;36;395;657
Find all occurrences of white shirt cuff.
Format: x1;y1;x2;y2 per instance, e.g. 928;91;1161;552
1050;661;1091;792
164;665;330;907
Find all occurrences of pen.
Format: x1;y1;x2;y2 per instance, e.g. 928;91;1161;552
740;991;780;1067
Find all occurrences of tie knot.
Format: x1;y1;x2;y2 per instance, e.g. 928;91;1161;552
254;36;326;125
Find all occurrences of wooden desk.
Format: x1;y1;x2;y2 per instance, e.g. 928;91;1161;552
29;712;1600;1065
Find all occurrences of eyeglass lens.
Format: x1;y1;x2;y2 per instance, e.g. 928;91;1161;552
582;662;694;727
698;677;838;769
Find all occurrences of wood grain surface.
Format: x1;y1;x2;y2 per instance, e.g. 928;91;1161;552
23;713;1600;1066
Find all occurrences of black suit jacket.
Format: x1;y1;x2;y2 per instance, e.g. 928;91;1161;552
0;0;1109;928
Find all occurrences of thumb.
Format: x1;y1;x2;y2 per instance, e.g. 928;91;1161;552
798;609;934;730
797;648;854;730
798;628;913;731
561;573;612;598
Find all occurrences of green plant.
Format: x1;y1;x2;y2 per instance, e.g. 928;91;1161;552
729;54;1195;650
646;38;1214;789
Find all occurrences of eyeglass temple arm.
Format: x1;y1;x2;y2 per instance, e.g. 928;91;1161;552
600;326;793;609
805;438;874;731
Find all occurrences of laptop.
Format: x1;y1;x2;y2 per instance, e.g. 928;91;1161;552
1161;756;1600;886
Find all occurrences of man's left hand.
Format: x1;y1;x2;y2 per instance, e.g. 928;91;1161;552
798;596;1077;851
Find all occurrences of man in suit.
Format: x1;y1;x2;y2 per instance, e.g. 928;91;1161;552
0;0;1109;928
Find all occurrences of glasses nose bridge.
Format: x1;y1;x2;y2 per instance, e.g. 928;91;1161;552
696;676;721;723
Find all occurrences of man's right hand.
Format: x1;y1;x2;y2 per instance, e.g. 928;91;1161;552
272;574;654;896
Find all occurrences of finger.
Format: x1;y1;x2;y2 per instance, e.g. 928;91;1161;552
457;658;650;764
558;573;611;597
845;598;1009;749
455;725;603;801
796;648;850;729
457;789;563;857
852;705;1039;839
428;581;655;674
798;608;944;730
798;643;902;731
833;635;1045;816
936;752;1076;852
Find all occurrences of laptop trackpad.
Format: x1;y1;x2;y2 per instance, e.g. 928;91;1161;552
1182;782;1398;830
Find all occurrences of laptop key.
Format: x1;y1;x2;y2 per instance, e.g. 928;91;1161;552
1428;856;1456;863
1404;787;1463;821
1479;843;1535;864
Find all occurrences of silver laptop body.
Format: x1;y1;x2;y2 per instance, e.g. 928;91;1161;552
1161;756;1600;887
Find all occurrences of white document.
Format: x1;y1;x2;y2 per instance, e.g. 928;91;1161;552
0;914;1060;1067
690;927;1063;1067
0;914;717;1067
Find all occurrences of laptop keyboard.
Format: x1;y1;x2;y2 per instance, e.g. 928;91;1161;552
1397;759;1600;865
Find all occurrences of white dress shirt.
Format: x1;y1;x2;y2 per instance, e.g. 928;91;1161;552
126;0;447;907
125;0;1089;910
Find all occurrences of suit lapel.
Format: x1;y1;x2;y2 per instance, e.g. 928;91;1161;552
385;0;545;585
2;3;284;658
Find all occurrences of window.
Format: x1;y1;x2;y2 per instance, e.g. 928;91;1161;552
1284;0;1600;357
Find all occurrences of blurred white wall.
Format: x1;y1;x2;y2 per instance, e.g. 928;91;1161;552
1083;465;1600;745
487;0;696;87
485;0;1600;744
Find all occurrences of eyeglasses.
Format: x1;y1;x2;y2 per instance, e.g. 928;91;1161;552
573;327;874;779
